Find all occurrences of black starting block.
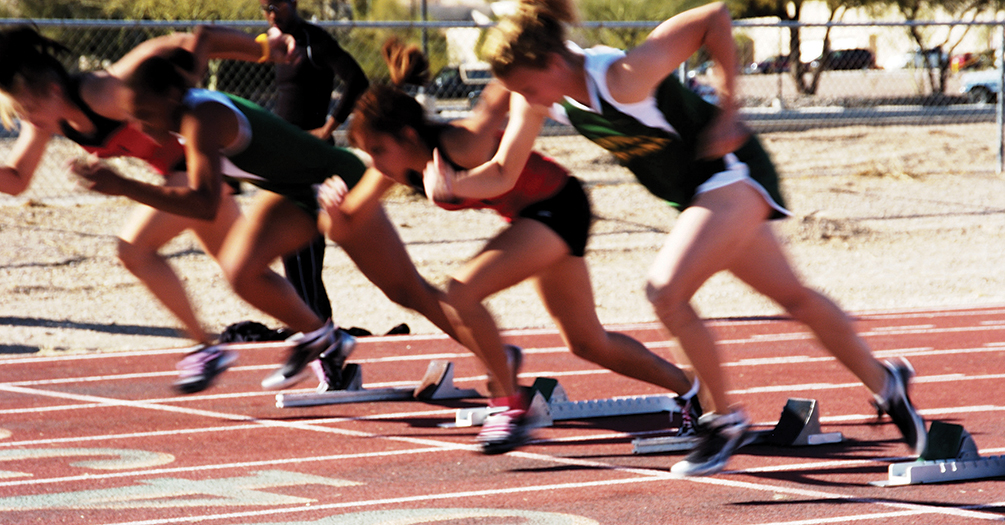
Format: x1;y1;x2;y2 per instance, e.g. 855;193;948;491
275;360;482;408
444;377;680;428
633;398;842;454
872;420;1005;486
747;398;844;446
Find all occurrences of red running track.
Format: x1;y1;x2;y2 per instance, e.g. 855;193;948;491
1;305;1004;524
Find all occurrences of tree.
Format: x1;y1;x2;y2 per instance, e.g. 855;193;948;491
100;0;258;20
879;0;999;94
730;0;862;95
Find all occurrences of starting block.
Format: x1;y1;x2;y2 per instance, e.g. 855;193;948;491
872;421;1005;486
633;398;842;454
445;377;680;429
747;398;844;447
275;360;482;408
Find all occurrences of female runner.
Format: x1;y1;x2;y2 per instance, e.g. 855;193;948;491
318;38;697;454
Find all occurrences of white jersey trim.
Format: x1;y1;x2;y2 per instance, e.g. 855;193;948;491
556;42;679;137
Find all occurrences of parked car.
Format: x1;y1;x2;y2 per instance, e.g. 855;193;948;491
428;63;493;99
752;55;790;74
810;49;876;70
884;48;946;70
960;70;1000;103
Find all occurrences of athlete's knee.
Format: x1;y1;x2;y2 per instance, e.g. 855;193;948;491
372;273;425;311
442;278;484;316
116;238;152;273
647;279;702;336
566;335;606;362
646;278;684;316
218;253;259;291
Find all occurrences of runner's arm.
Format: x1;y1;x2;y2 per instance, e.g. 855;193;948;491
313;38;370;138
73;107;225;219
437;93;547;199
0;121;52;195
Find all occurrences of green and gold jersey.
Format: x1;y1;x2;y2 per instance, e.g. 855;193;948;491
555;44;786;215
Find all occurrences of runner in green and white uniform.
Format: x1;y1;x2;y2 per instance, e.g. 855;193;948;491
553;42;787;218
474;0;927;478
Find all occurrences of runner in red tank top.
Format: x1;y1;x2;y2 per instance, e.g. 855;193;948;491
317;38;698;455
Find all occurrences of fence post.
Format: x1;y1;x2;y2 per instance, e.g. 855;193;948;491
998;23;1004;174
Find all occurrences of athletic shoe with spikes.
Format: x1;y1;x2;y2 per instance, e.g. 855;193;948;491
873;357;927;455
262;319;339;390
671;408;750;477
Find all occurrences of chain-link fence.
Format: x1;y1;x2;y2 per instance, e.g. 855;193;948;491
1;18;1004;203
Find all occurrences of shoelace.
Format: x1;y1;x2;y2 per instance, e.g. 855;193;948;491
678;400;696;435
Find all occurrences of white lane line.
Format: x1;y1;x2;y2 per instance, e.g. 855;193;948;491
0;384;478;454
3;305;1004;367
92;452;1004;525
4;355;1004;417
752;509;999;525
5;343;1000;391
4;386;1003;523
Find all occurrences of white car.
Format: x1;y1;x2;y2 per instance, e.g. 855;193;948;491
960;70;1001;103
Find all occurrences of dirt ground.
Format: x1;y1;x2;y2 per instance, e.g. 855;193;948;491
2;123;1004;355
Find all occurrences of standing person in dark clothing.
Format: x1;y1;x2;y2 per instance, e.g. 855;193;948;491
260;0;370;319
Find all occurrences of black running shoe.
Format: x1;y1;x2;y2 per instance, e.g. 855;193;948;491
671;409;750;476
874;357;927;455
675;392;703;438
261;320;337;390
314;329;357;391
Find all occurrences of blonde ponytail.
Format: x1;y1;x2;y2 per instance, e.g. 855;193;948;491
482;0;578;78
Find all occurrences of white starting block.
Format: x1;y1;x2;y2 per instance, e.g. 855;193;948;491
633;398;843;454
872;421;1005;486
275;360;482;408
445;377;680;429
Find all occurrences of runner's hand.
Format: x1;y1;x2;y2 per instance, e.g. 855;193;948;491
317;176;348;212
422;148;461;204
69;158;127;196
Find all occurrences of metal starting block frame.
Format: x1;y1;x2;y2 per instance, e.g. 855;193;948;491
276;360;482;408
445;377;680;429
633;398;843;455
872;421;1005;486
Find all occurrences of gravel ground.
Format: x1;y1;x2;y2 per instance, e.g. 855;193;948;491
2;123;1004;355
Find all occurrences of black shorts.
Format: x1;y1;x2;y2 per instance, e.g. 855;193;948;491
518;177;591;257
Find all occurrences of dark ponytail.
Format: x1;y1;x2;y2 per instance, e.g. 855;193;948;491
0;25;72;93
347;38;434;148
381;37;429;88
0;26;73;128
124;53;193;98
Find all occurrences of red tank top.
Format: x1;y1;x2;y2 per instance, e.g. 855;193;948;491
433;151;569;219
